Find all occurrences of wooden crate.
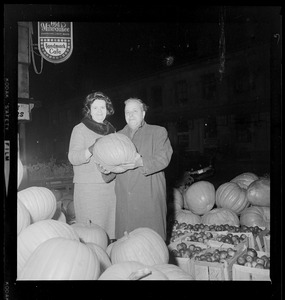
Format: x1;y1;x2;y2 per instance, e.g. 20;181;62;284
207;232;254;249
232;251;270;281
264;236;270;253
168;240;208;275
255;230;270;253
189;243;246;281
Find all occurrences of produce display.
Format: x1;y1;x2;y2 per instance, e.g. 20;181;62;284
235;247;270;269
194;247;237;263
16;170;270;280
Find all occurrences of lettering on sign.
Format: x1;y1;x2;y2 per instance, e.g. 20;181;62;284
38;22;73;63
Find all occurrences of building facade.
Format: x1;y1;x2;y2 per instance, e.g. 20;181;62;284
26;42;271;178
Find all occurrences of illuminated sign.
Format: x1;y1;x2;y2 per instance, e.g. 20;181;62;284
38;22;73;63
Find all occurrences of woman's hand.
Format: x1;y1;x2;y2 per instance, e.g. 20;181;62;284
96;163;111;174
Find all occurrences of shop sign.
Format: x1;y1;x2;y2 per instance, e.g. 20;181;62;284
18;103;33;121
38;22;73;63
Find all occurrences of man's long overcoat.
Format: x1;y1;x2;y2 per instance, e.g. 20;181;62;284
115;122;173;240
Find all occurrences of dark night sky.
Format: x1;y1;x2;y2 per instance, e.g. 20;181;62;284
5;5;281;106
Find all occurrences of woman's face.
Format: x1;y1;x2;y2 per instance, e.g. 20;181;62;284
125;100;145;130
90;99;107;123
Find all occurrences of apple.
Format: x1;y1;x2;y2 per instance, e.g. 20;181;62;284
247;248;258;258
227;249;236;257
206;256;212;262
183;249;192;258
251;261;257;267
245;255;253;263
203;225;209;231
199;254;206;261
179;249;187;257
244;262;252;267
177;242;187;251
219;251;228;260
237;256;246;265
224;224;230;230
256;258;265;266
260;255;269;264
255;263;264;269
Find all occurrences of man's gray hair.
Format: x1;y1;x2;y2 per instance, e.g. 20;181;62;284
124;98;149;112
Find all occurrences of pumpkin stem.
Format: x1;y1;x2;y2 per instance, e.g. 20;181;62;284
128;268;152;280
79;237;86;244
123;231;129;238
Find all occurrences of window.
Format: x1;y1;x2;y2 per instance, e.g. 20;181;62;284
150;85;162;109
201;73;216;100
175;80;188;105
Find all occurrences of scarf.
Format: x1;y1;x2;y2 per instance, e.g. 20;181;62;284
81;117;116;135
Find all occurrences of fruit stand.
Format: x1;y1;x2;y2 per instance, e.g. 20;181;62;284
17;156;271;281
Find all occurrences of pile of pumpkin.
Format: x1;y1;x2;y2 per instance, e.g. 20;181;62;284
168;172;270;242
17;158;195;280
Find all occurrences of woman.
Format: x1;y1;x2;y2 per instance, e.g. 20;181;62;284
68;91;116;240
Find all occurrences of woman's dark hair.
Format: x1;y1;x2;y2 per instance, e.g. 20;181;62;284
82;91;114;118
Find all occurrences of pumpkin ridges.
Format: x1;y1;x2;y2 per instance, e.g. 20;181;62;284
17;219;80;275
93;133;137;171
239;205;270;229
216;182;249;214
111;228;169;266
17;199;31;235
201;207;240;226
18;187;57;223
19;237;100;280
183;181;215;215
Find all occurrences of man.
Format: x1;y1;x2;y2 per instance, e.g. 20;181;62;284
114;98;173;241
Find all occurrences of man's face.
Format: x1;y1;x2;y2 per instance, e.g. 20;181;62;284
125;100;145;130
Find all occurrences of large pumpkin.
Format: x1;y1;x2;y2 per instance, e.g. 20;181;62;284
230;172;259;189
201;208;240;226
239;206;270;229
18;187;56;223
153;263;193;280
18;237;101;280
71;220;108;250
215;182;249;214
172;188;184;211
86;242;112;274
92;133;138;173
17;198;31;235
183;181;215;215
110;227;169;266
246;178;270;207
174;209;201;225
98;261;168;280
17;219;79;275
18;157;24;188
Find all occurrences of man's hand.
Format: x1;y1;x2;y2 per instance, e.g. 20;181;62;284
110;153;143;173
